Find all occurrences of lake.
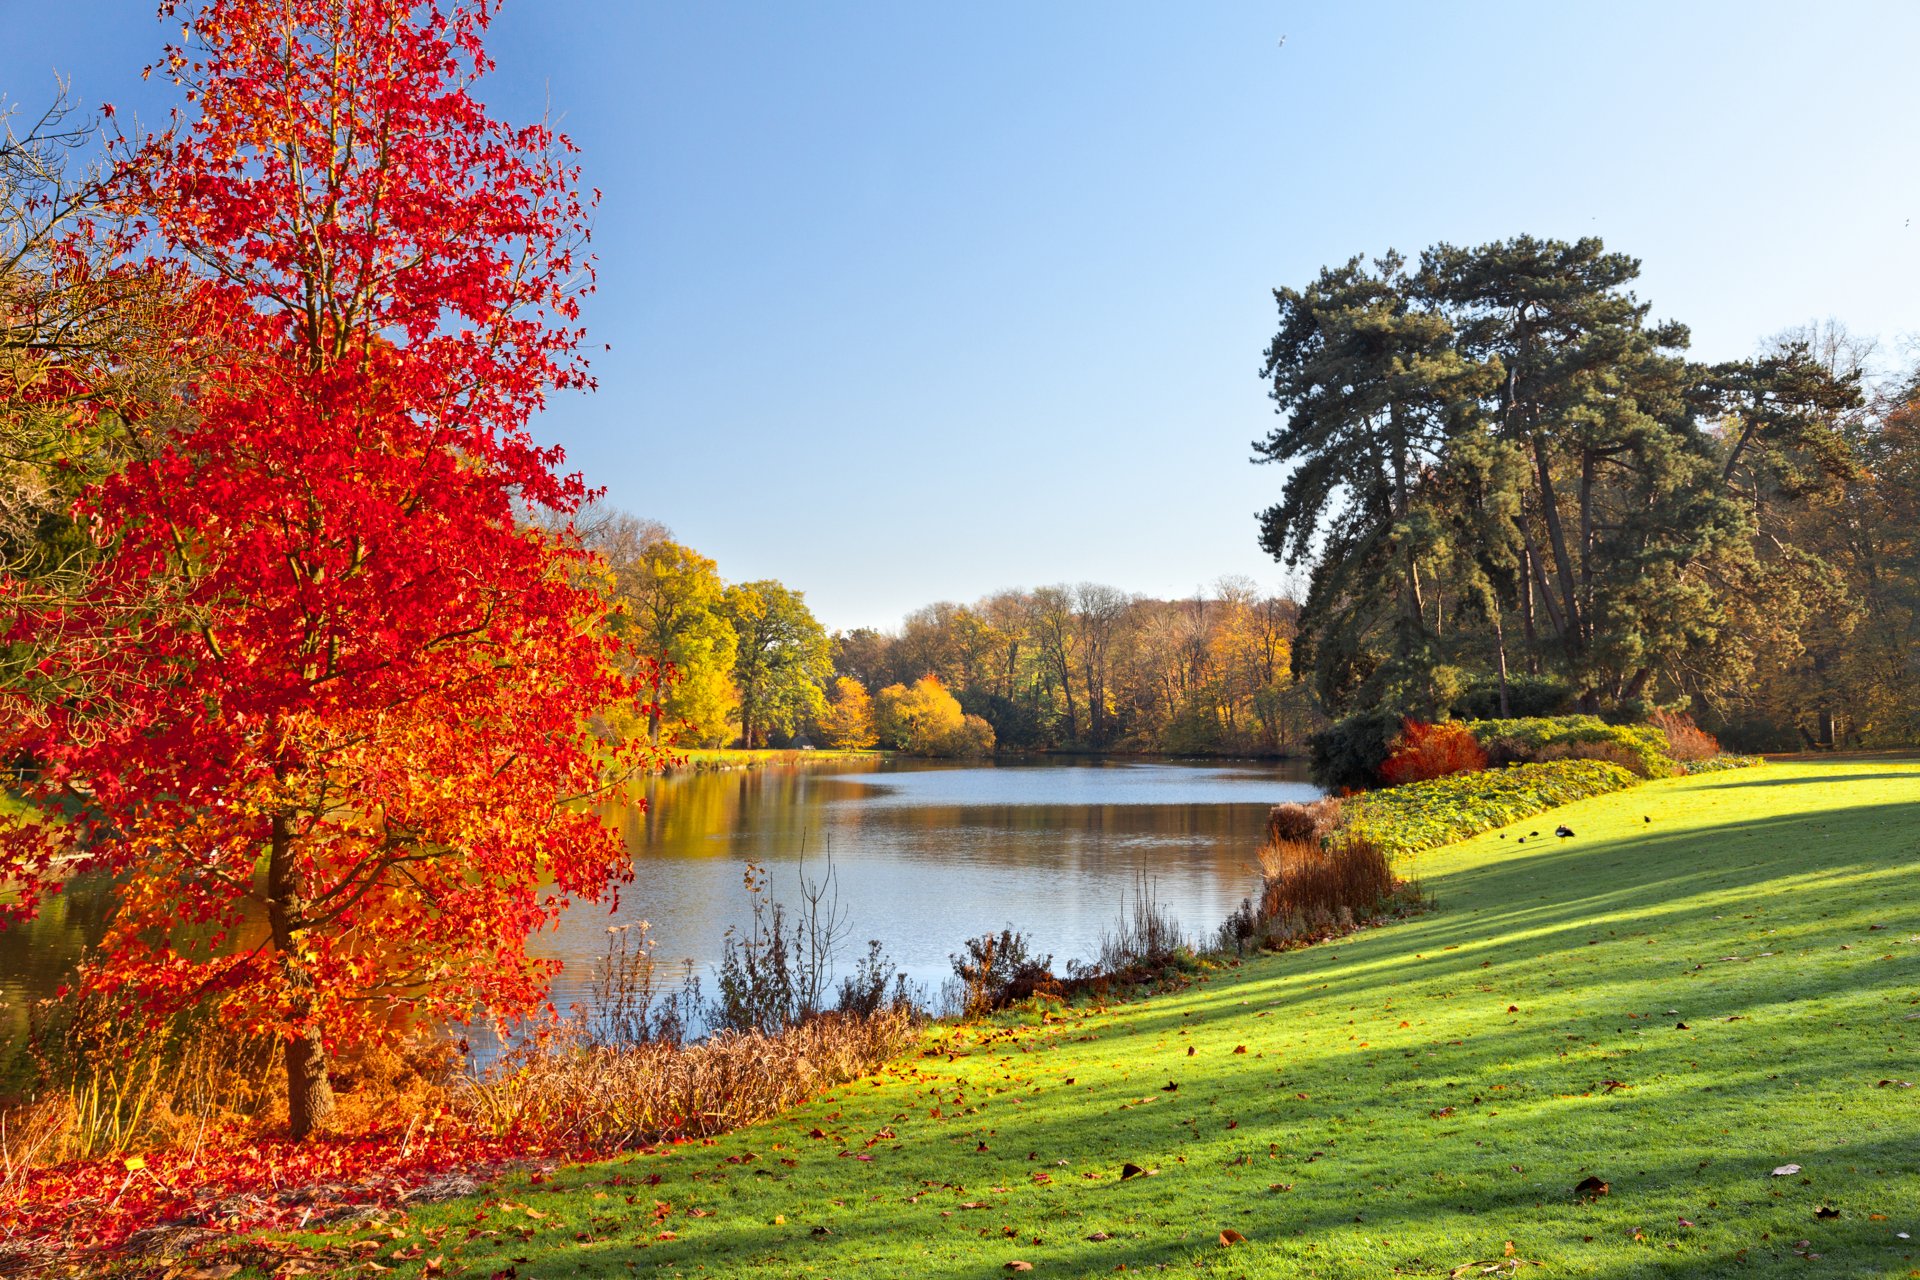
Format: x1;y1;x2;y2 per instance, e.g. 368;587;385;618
0;757;1318;1044
539;756;1319;1017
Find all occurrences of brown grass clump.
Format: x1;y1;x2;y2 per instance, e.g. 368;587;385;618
458;1008;918;1149
1240;833;1408;950
1651;710;1720;762
1265;796;1343;845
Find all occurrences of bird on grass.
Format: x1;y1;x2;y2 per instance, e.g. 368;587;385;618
1555;825;1575;838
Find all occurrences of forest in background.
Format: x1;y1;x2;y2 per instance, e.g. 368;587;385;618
582;513;1315;756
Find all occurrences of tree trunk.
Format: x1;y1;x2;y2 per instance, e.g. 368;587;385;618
1578;448;1596;647
267;814;336;1140
1531;434;1584;647
1518;548;1540;673
1492;606;1512;718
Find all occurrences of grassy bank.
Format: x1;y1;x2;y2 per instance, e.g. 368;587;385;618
313;755;1920;1277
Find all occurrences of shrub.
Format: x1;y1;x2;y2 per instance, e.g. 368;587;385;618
1307;711;1402;791
1465;715;1674;779
1377;720;1489;785
1680;754;1764;775
949;929;1056;1016
835;940;914;1018
1651;709;1720;762
585;923;702;1049
1342;759;1639;860
1265;796;1343;844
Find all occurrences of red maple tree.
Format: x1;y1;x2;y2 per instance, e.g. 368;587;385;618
0;0;649;1138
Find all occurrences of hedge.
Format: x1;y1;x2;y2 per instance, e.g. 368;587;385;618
1462;715;1675;779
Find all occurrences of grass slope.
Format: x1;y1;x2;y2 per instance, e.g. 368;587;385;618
337;757;1920;1277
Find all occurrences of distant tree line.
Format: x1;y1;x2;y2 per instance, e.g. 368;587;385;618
1256;236;1919;750
826;580;1314;755
584;515;1314;756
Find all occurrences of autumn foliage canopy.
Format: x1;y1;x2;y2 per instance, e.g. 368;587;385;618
0;0;646;1136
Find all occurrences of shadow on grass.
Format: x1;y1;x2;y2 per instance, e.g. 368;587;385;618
381;765;1920;1278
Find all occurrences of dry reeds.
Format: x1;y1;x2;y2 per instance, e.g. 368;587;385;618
0;991;281;1186
1265;797;1344;845
457;1008;917;1149
1250;833;1399;948
1093;873;1186;974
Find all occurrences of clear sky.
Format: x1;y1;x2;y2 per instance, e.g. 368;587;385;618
5;2;1917;631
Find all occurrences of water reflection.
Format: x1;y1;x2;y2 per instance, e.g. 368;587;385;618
541;757;1318;1012
0;758;1318;1042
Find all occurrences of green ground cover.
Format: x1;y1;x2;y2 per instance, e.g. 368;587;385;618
316;756;1920;1277
1341;758;1641;859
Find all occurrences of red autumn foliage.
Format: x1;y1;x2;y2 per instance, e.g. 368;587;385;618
0;0;658;1140
1377;719;1489;786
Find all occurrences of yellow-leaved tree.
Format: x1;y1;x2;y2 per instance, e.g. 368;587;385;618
594;516;739;746
818;677;878;749
875;676;995;756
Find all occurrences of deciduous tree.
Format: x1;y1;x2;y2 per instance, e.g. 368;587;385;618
722;579;831;747
0;0;640;1139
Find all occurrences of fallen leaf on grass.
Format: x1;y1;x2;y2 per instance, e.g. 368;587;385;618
959;1201;992;1210
1268;1183;1293;1192
1771;1164;1802;1177
1161;1081;1179;1092
1119;1163;1145;1181
1573;1176;1610;1199
1218;1229;1247;1246
1233;1045;1247;1054
1005;1263;1033;1272
1086;1232;1112;1242
1814;1206;1840;1220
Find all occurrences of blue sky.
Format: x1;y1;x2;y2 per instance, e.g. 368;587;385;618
5;2;1916;631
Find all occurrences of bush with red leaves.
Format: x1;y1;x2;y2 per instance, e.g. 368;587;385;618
1650;710;1720;762
1378;719;1489;786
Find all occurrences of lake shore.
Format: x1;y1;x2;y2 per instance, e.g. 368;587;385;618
359;754;1920;1278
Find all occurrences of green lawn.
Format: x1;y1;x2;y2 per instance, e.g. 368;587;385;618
333;756;1920;1277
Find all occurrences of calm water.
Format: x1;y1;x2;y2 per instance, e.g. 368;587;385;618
541;756;1318;1013
0;758;1317;1043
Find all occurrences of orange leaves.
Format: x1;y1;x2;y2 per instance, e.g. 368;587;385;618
1379;720;1489;786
